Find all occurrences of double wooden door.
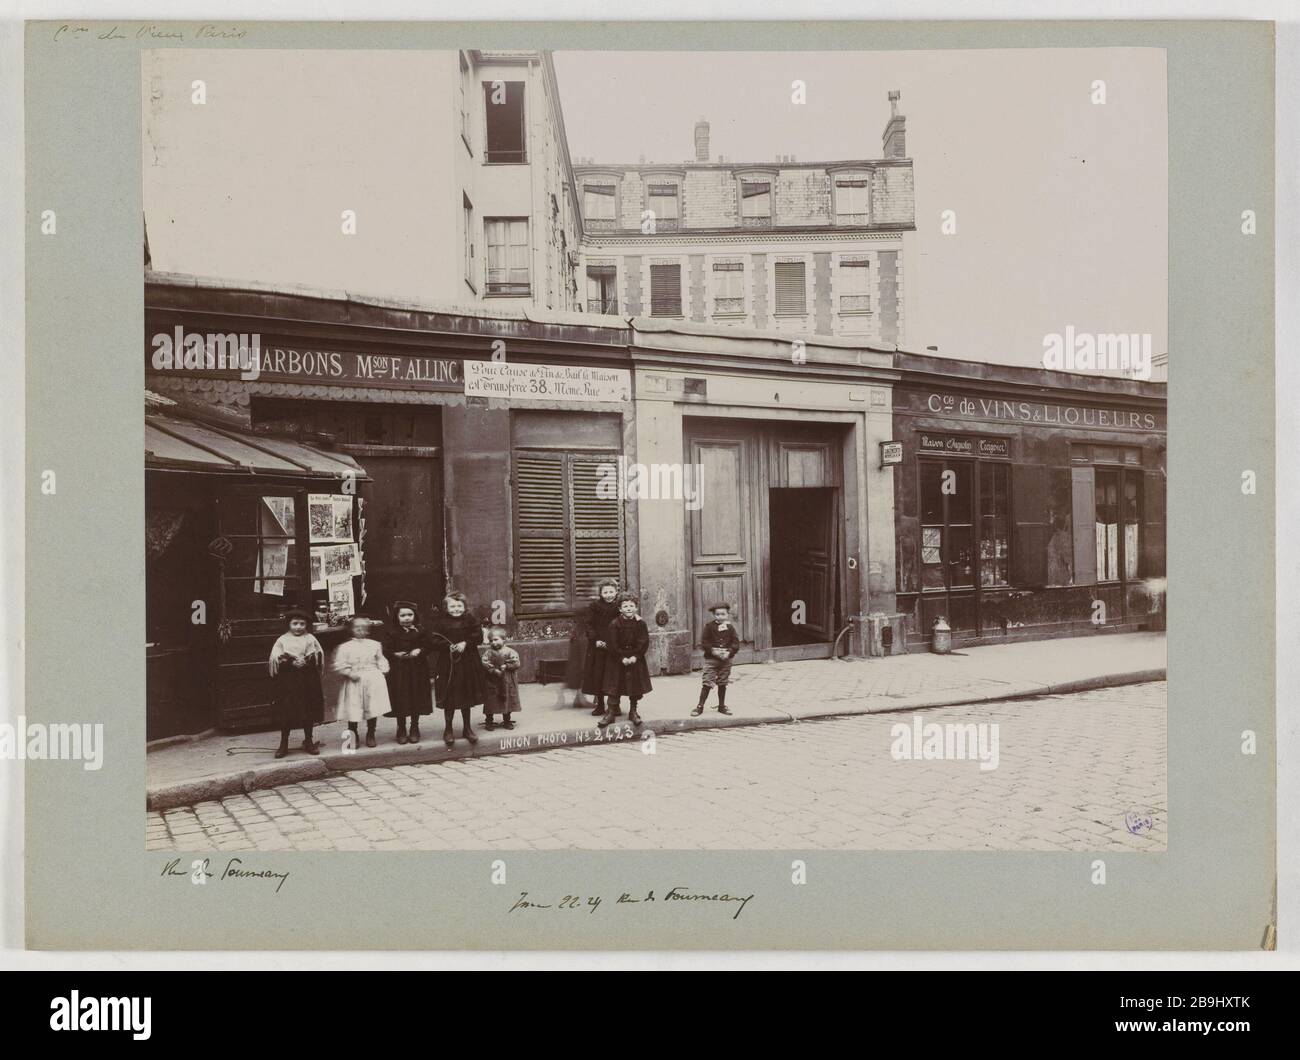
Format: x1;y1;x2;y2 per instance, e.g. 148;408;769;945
685;422;841;660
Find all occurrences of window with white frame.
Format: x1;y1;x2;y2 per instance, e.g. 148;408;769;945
773;260;807;316
838;258;871;313
584;183;616;230
647;183;679;229
834;176;870;224
458;52;472;149
463;194;475;289
711;262;745;317
485;218;529;295
740;180;772;226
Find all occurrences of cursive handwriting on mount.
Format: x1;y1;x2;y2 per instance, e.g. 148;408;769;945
510;886;754;920
53;24;250;43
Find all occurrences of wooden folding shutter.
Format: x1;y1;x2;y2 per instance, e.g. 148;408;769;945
1011;464;1051;587
1071;466;1097;585
650;264;681;316
569;456;623;602
513;452;568;613
774;261;806;314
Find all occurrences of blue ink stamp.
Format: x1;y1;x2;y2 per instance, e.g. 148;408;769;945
1124;811;1155;835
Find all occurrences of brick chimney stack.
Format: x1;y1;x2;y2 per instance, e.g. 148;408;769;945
694;117;710;162
882;90;906;158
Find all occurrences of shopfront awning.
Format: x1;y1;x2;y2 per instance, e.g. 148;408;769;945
146;412;368;480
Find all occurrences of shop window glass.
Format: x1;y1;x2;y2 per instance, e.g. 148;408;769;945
1095;470;1120;581
979;462;1010;587
1123;473;1142;580
920;458;1008;591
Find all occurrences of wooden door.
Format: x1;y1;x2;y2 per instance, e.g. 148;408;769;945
352;449;444;618
213;487;309;731
791;488;836;640
687;431;758;658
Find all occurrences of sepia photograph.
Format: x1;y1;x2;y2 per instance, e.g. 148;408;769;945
139;45;1169;854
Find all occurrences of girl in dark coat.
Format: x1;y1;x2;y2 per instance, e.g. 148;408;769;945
598;593;653;728
384;600;432;745
267;608;324;759
428;591;486;748
580;578;622;717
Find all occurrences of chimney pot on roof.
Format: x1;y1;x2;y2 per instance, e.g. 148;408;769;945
883;90;906;158
694;117;710;162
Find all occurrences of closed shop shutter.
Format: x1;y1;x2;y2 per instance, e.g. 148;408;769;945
774;261;806;315
650;264;681;316
514;453;568;613
570;457;623;600
1071;466;1097;585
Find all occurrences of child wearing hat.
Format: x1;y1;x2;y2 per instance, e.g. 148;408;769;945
331;615;391;747
693;602;740;716
580;578;621;717
598;592;653;728
384;600;433;745
267;608;325;758
428;590;487;748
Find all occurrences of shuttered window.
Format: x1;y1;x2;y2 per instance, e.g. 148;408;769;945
513;450;624;615
650;263;682;317
774;261;807;316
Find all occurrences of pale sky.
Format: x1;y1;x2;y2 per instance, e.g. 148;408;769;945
555;49;1167;367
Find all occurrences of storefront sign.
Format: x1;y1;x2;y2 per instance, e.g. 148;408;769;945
899;389;1163;433
464;361;631;404
918;432;1010;458
880;441;903;466
148;334;463;392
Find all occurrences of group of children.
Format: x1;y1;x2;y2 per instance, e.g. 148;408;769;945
267;582;740;758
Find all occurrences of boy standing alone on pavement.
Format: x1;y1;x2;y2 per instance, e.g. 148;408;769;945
693;602;739;716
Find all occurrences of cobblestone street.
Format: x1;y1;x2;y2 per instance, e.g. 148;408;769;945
147;682;1166;852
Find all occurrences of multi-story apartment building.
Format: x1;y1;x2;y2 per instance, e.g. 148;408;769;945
143;48;583;312
573;93;915;345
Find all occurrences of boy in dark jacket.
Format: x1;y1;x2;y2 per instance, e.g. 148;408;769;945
693;602;740;716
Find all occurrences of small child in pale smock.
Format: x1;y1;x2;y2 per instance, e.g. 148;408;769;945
331;615;391;748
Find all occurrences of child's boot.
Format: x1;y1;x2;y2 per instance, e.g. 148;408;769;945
395;718;408;745
628;699;643;726
442;709;456;749
302;726;320;755
484;714;496;731
590;694;605;717
365;719;378;748
598;698;620;728
503;713;515;730
691;687;708;717
717;686;732;716
408;720;421;744
274;727;290;759
461;708;478;744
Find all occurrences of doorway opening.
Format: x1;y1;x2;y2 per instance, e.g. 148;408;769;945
768;486;838;648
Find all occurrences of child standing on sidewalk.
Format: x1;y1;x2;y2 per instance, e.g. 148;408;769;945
693;602;740;716
429;591;486;748
481;626;522;731
267;608;324;759
383;600;432;745
598;593;652;728
580;578;621;717
331;615;391;747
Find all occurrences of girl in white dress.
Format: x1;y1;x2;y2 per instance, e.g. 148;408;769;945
332;616;391;747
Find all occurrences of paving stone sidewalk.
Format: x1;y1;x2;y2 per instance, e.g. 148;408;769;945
146;631;1166;810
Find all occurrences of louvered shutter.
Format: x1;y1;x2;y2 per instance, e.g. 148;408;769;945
774;261;806;315
650;264;681;317
569;457;623;601
513;453;568;613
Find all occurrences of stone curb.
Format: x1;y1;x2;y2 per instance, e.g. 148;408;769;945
146;668;1166;811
